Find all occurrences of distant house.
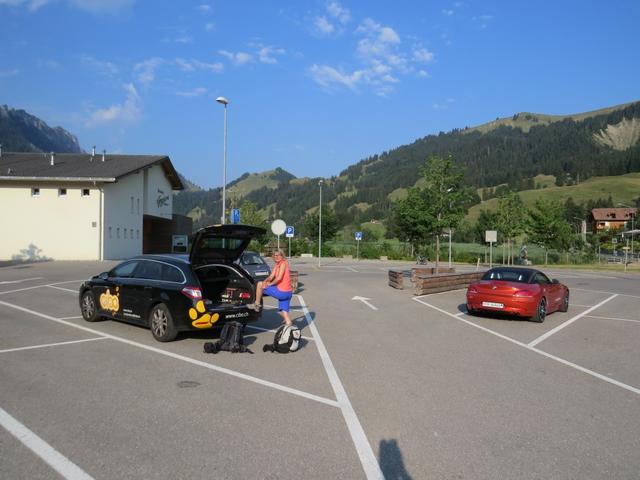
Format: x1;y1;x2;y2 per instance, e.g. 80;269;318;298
0;151;192;261
589;207;637;234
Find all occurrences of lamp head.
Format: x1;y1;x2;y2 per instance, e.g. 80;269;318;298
216;96;229;105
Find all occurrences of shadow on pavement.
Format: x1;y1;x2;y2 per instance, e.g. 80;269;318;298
379;438;413;480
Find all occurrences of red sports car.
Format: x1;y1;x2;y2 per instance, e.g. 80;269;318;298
466;267;569;322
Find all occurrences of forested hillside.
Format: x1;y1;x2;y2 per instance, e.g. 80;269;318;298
175;100;640;230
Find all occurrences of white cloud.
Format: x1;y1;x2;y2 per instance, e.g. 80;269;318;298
311;1;350;37
255;45;285;64
442;9;454;16
0;68;19;77
175;58;223;73
326;1;350;24
176;87;207;98
218;50;253;66
36;58;62;69
314;16;334;35
432;98;455;109
418;70;430;78
205;22;215;31
413;48;434;63
308;64;364;91
0;0;48;10
69;0;134;13
196;4;211;13
81;55;118;75
86;83;141;127
134;57;164;86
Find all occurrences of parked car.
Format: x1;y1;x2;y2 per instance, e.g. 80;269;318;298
466;267;569;323
236;251;271;281
78;224;266;342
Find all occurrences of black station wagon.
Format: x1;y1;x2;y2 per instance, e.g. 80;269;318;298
78;224;265;342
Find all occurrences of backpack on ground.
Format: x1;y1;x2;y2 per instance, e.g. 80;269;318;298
263;324;301;353
204;321;252;354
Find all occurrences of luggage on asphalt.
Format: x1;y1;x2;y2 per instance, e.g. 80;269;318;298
204;321;252;354
263;324;301;353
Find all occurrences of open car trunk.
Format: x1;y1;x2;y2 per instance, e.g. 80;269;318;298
193;264;255;307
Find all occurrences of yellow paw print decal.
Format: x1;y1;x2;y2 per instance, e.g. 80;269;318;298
189;300;219;328
99;287;120;313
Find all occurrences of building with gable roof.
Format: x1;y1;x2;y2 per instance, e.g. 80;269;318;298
0;151;191;260
589;207;637;234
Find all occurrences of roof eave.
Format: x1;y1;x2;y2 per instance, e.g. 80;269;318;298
0;176;116;183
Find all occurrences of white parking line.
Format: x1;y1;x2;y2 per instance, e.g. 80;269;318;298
0;337;108;354
586;315;640;324
0;279;86;296
412;296;640;396
0;277;45;285
528;295;618;347
298;295;384;480
572;287;640;300
0;406;94;480
46;285;77;294
0;299;340;409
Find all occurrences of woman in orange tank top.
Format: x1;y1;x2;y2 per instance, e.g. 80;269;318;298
249;249;293;326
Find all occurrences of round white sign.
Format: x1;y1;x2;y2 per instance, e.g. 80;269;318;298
271;219;287;236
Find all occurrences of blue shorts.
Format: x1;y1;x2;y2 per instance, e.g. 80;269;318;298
263;285;293;312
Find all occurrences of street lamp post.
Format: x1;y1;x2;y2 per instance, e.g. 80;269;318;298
318;179;323;267
216;96;229;224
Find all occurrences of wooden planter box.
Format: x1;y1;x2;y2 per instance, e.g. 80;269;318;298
388;269;404;289
411;266;455;282
414;272;484;296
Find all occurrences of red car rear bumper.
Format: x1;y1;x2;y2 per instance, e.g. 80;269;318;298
466;293;538;317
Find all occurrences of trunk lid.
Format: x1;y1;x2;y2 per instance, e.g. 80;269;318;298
190;224;266;266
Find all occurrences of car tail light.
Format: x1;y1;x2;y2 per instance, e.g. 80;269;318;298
239;292;251;299
181;286;202;299
514;290;534;297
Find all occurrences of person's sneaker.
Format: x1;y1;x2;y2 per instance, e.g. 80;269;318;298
247;303;261;312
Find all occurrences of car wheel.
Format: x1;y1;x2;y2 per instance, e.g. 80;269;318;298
559;291;569;312
80;290;101;322
149;303;177;342
466;305;476;316
532;297;546;323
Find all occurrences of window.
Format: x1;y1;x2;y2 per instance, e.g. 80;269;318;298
124;229;128;239
59;188;67;197
31;188;40;197
137;198;140;215
117;228;120;239
82;188;90;197
109;227;112;239
136;229;140;239
130;229;133;239
130;196;134;214
110;261;139;278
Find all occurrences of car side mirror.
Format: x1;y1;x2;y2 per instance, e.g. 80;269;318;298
552;279;559;284
99;272;109;280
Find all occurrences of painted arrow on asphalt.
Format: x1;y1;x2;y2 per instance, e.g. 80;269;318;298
351;296;378;311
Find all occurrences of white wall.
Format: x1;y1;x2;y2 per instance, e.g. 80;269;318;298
103;171;144;260
0;183;101;260
145;165;173;219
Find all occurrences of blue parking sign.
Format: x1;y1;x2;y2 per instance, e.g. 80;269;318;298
231;208;240;224
286;226;295;238
355;231;363;241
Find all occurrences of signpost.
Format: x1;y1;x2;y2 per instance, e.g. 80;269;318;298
286;225;295;258
355;231;363;260
231;208;240;224
485;230;497;267
271;219;286;250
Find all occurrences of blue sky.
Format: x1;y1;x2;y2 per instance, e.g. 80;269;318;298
1;0;639;188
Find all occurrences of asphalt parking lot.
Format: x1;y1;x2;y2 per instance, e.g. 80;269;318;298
1;259;639;479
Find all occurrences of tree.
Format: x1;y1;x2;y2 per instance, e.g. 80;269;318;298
302;205;339;243
475;209;499;244
391;155;472;267
527;199;572;265
495;193;527;264
239;201;269;249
